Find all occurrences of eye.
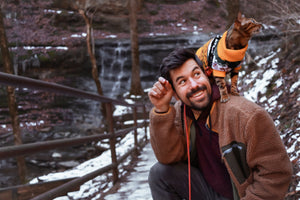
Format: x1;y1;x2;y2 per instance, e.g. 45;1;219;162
194;70;202;78
179;79;186;85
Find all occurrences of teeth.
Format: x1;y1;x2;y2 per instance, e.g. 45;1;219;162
193;91;203;97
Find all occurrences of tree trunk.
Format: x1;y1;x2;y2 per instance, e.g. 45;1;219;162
128;0;143;96
225;0;240;29
207;0;220;7
0;7;27;184
79;9;106;117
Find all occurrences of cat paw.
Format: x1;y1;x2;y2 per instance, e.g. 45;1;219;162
231;91;240;96
220;96;230;103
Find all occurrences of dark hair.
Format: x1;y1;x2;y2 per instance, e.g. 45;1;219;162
160;48;203;87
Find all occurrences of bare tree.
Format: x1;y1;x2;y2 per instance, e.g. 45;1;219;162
225;0;240;29
260;0;300;60
128;0;143;96
72;0;107;117
73;0;144;99
0;5;27;184
264;0;300;34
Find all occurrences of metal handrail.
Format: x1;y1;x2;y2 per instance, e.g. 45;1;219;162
0;72;143;107
0;71;149;199
0;125;144;159
31;139;146;200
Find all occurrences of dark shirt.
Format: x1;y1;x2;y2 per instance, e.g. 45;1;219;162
186;84;233;200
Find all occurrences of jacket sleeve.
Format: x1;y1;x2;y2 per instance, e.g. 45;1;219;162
149;106;187;164
242;108;292;200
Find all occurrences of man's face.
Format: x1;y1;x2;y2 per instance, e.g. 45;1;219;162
170;58;212;110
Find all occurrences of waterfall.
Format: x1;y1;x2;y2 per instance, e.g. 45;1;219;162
98;41;131;98
95;34;212;98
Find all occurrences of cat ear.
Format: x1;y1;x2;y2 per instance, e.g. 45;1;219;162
235;12;242;27
237;11;242;22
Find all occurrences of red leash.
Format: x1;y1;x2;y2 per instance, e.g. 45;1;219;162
183;104;192;200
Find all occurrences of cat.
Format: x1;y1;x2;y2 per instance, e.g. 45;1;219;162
196;12;262;102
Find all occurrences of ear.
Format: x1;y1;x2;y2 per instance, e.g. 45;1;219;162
237;12;243;22
173;92;179;100
234;11;242;27
237;12;242;19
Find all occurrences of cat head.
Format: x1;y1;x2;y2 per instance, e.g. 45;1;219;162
226;12;262;49
234;12;262;37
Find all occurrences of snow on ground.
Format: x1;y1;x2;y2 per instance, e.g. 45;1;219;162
29;97;153;199
49;127;151;200
242;48;300;192
103;143;156;200
243;49;280;102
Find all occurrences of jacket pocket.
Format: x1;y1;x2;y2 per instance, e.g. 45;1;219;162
221;141;250;184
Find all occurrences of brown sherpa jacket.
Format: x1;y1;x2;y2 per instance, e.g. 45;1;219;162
149;95;292;200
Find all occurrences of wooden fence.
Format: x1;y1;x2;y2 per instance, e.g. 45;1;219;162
0;72;149;200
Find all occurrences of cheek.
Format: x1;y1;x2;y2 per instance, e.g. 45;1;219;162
197;76;210;86
198;78;212;94
174;87;187;99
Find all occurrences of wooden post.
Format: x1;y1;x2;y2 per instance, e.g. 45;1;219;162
105;103;118;183
0;7;27;184
133;107;138;153
143;105;148;141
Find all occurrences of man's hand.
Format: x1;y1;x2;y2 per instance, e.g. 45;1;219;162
148;77;174;113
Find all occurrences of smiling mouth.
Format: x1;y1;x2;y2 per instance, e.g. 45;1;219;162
191;90;204;98
187;85;207;99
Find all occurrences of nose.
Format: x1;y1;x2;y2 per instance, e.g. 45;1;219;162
189;77;198;89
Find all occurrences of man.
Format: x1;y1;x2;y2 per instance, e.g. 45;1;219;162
147;48;292;200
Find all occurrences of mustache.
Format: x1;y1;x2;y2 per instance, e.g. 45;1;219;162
186;85;207;98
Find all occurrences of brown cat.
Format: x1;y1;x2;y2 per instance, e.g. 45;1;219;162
196;12;262;102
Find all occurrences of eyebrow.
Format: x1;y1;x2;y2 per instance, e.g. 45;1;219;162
175;66;201;84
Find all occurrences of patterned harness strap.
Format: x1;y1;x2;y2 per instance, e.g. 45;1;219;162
209;36;242;74
195;36;221;77
207;35;221;68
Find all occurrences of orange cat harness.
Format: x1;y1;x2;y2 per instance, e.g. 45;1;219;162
196;31;248;78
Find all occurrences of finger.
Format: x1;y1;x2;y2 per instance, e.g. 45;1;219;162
164;79;173;91
159;76;173;88
158;77;167;84
154;81;166;94
148;87;162;98
153;86;164;96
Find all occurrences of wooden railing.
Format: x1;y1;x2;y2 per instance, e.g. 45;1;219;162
0;72;149;200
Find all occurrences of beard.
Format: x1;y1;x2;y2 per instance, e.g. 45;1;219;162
185;85;211;111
